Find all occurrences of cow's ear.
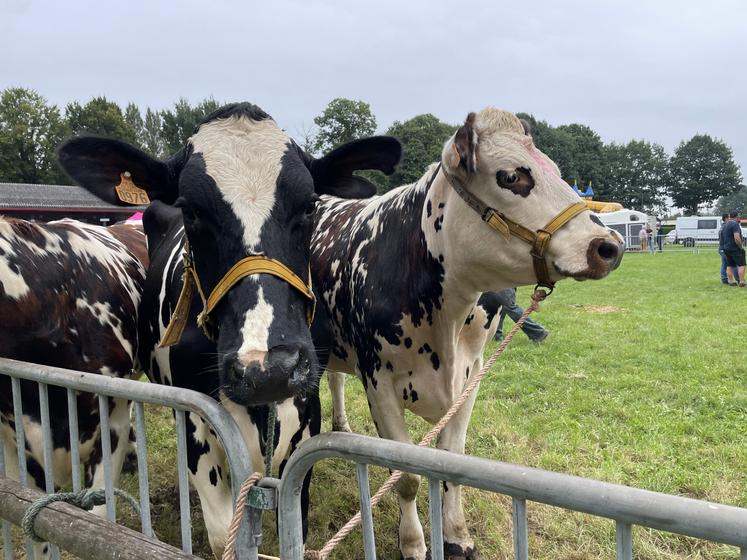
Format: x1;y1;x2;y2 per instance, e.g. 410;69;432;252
310;136;402;198
58;136;184;205
444;112;478;175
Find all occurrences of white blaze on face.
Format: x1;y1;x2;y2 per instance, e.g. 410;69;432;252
189;115;288;251
237;286;274;367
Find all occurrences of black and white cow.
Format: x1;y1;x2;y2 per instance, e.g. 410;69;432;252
312;108;624;559
0;216;146;556
59;102;402;557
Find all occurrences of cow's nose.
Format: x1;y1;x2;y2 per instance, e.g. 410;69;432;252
267;347;310;392
590;237;623;271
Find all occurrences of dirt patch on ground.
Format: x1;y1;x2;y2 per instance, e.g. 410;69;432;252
578;304;624;314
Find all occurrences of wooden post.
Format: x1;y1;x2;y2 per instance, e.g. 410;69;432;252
0;476;201;560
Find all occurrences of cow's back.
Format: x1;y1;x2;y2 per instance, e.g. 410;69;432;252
0;217;146;378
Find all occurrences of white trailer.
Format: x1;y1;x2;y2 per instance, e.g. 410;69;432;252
593;209;650;249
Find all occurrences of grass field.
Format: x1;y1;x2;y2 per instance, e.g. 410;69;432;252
7;249;747;559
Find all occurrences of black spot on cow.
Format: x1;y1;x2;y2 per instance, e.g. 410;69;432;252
477;292;502;329
590;214;605;227
434;215;444;231
466;366;470;379
423;343;432;353
408;370;413;376
403;388;408;400
209;466;218;486
404;337;412;348
386;361;393;371
465;313;474;325
217;465;223;480
185;415;210;476
438;202;445;209
407;382;419;403
430;351;440;370
426;199;432;218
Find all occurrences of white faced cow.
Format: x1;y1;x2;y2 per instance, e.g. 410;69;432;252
59;102;402;557
312;108;624;559
0;216;146;558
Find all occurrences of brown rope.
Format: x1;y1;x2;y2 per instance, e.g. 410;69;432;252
303;288;548;559
222;472;264;560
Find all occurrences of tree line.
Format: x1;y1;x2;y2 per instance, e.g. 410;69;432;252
1;87;743;216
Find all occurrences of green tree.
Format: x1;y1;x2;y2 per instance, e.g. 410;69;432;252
716;184;747;214
669;135;742;215
384;114;457;191
160;97;220;156
556;123;605;188
65;96;136;143
601;140;669;213
124;102;145;148
142;108;164;158
0;87;68;184
312;98;377;154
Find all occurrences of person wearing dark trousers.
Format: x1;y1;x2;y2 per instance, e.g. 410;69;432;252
722;210;746;287
656;222;664;251
493;288;549;342
719;213;732;284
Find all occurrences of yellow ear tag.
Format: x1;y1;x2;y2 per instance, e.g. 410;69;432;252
115;171;150;205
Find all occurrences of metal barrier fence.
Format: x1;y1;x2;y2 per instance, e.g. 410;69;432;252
278;433;747;560
0;358;258;560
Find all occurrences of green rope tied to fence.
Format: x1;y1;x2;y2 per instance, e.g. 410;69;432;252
22;487;141;542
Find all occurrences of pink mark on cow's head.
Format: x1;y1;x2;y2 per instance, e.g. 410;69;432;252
527;145;561;179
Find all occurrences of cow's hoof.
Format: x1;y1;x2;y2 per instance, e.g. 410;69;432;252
444;542;480;559
332;422;352;433
122;451;138;474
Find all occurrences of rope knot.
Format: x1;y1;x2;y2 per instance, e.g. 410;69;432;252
22;487;140;542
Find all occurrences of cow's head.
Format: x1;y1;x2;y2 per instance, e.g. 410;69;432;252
59;102;401;405
439;108;623;289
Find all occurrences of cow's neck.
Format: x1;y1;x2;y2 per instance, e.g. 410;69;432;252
419;168;518;333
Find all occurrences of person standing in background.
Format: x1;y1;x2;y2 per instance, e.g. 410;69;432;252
719;213;732;285
723;210;746;286
639;226;648;252
493;288;549;342
646;224;656;254
656;221;664;251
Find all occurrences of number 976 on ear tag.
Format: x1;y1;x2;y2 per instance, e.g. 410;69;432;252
115;172;151;205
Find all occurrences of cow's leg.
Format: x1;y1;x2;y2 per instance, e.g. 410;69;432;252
367;382;427;560
436;373;481;560
85;398;132;518
328;371;351;432
2;415;54;559
184;411;233;559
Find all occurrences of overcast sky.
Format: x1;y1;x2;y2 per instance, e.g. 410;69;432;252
3;0;746;177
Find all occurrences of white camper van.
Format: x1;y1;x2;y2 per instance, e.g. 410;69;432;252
668;216;721;246
593;209;649;249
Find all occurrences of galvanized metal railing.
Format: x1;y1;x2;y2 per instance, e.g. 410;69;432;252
278;432;747;560
0;358;256;560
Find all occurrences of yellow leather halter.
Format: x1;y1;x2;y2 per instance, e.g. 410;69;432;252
159;242;316;347
436;163;588;290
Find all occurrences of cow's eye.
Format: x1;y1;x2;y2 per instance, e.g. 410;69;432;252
496;170;518;187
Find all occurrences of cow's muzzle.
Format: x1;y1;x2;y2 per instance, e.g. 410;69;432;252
222;345;314;405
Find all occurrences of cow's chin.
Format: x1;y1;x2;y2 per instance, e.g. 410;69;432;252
221;383;298;407
551;237;624;282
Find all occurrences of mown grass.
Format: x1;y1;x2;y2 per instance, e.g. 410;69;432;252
7;249;746;559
